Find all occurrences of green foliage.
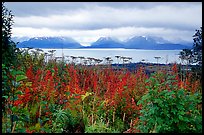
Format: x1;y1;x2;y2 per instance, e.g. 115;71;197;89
85;117;119;133
52;107;68;133
2;63;31;133
16;48;46;71
48;104;81;133
2;2;19;115
2;64;11;112
1;10;202;133
192;27;202;65
179;49;193;65
112;117;125;132
137;72;202;133
2;2;17;67
179;27;202;66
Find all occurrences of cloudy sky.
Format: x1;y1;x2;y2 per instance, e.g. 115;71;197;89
5;2;202;46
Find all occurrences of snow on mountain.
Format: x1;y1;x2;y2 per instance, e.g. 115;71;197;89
14;35;192;50
90;37;124;48
16;36;82;49
122;35;191;50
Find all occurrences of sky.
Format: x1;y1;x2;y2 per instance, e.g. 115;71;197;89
5;2;202;46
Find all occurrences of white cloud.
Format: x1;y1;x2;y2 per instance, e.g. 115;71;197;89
12;26;194;46
12;2;201;31
7;2;201;45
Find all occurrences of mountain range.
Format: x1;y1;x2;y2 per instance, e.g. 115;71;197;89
15;37;81;49
13;36;192;50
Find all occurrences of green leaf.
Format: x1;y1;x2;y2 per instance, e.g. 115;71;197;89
182;117;189;122
74;94;80;96
158;90;168;96
178;89;184;96
2;95;8;99
25;82;32;87
149;108;154;114
41;101;47;105
13;95;18;101
142;94;150;101
11;106;18;113
154;99;163;105
2;64;6;68
18;128;26;133
139;116;145;121
145;79;150;83
124;86;128;89
178;115;183;121
65;91;71;96
16;75;27;82
177;104;184;111
157;117;163;124
148;118;155;125
171;109;177;115
11;70;25;76
179;111;185;115
15;90;23;95
15;70;25;75
137;99;143;105
70;97;77;101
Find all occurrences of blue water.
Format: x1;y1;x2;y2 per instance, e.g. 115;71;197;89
41;48;182;64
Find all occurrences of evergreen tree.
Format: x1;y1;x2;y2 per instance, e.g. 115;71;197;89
2;2;18;113
2;2;17;67
179;27;202;66
192;27;202;66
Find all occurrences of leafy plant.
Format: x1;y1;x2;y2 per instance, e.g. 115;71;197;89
137;72;202;133
51;107;68;133
85;117;119;133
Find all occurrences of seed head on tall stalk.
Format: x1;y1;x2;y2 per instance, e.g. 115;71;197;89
154;56;161;71
115;55;121;65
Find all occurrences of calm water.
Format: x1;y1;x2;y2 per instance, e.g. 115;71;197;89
41;48;182;64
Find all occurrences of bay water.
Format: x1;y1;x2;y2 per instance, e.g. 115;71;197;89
41;48;182;64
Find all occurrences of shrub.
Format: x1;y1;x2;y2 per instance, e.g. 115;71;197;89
137;72;202;133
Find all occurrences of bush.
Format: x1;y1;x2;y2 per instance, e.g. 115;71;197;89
137;72;202;133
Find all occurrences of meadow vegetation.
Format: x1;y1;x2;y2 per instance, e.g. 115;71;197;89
2;2;202;133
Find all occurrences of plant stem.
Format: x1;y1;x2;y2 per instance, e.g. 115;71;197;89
113;108;115;123
123;113;126;122
11;121;16;133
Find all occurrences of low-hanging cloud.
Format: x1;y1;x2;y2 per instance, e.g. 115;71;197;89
12;3;201;31
6;2;202;45
12;26;194;46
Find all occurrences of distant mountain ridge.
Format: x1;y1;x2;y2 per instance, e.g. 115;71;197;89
88;37;124;48
16;37;82;49
13;36;192;50
123;36;191;50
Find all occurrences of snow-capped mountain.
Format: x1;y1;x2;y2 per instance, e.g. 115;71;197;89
122;36;191;50
146;36;172;44
87;36;192;50
16;36;82;49
89;37;124;48
13;35;192;50
124;36;157;49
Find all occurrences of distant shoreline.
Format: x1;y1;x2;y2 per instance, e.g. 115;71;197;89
92;62;199;75
18;48;187;65
19;47;183;51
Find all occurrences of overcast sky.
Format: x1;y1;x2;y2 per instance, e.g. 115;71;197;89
5;2;202;46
